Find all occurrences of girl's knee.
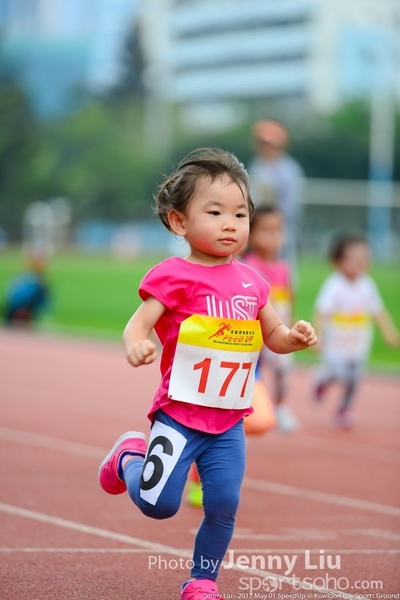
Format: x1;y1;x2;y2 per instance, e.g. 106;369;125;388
139;497;181;520
203;489;240;520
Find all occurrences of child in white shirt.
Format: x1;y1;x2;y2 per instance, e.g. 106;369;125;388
314;232;399;428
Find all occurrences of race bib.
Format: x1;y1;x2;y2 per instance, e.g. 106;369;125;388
168;315;263;410
328;313;372;357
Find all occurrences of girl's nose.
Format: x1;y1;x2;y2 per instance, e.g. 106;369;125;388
223;218;236;230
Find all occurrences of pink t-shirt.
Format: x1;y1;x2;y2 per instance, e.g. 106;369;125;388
139;257;270;434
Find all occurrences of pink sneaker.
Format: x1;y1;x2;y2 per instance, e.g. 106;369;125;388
335;409;355;429
99;431;147;495
314;383;326;403
181;579;222;600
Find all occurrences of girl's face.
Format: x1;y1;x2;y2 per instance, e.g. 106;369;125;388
170;175;250;265
249;211;283;259
256;140;283;160
336;242;370;280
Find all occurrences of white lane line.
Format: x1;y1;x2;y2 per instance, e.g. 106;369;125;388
0;501;357;598
0;427;105;459
1;427;399;518
0;547;399;555
0;502;169;552
0;548;145;553
0;387;130;420
243;478;400;517
229;548;400;555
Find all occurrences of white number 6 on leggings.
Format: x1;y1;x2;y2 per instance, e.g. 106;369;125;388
140;421;187;505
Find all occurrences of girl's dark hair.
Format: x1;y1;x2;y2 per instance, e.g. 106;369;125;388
249;205;282;231
329;231;368;262
155;147;254;231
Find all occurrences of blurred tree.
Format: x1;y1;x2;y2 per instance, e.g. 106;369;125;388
1;71;398;245
169;101;400;182
36;99;160;222
393;112;400;182
0;65;40;240
291;101;399;181
107;22;146;102
290;132;370;179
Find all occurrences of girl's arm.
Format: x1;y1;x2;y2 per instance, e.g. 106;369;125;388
123;296;166;367
259;299;317;354
374;308;400;348
311;310;327;355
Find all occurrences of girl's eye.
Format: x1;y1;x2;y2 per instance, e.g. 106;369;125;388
208;211;220;216
236;213;246;218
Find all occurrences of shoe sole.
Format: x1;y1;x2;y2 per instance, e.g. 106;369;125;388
98;431;147;478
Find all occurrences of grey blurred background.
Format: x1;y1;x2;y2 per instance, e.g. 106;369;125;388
0;0;399;259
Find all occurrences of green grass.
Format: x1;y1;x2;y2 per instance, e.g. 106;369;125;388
0;250;156;341
1;249;399;370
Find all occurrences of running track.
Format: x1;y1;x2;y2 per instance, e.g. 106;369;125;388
0;331;399;599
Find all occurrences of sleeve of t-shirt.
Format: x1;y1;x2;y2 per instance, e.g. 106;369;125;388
282;262;292;292
365;277;384;316
138;260;182;311
258;273;270;309
314;277;337;315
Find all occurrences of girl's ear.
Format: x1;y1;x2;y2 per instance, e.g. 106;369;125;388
168;210;186;236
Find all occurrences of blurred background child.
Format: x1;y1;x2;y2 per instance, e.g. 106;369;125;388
2;252;51;328
313;232;399;428
242;206;298;432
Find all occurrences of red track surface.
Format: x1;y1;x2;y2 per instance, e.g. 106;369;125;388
1;331;399;600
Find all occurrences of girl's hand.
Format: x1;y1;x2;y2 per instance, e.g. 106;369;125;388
311;340;322;356
287;320;317;350
384;329;400;348
126;339;157;367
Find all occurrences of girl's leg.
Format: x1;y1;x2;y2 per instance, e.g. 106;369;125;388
191;419;246;581
274;367;286;405
336;363;363;428
340;363;363;411
123;419;191;519
314;362;338;402
268;353;292;406
123;411;209;520
274;366;299;432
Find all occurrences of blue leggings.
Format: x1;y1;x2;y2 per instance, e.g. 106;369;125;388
123;410;246;580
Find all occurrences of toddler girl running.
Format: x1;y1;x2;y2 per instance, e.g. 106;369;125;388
99;148;317;599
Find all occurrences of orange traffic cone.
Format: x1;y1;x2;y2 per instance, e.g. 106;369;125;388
244;379;276;435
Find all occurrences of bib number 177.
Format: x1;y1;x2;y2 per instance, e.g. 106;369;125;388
193;358;252;398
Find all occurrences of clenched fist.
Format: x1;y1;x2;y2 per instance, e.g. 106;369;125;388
286;320;317;350
127;339;157;367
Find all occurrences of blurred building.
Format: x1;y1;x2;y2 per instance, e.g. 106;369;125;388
139;0;400;129
0;0;139;118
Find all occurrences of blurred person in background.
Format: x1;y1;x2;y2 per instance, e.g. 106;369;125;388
248;120;304;276
2;252;51;328
313;232;399;429
243;206;298;432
